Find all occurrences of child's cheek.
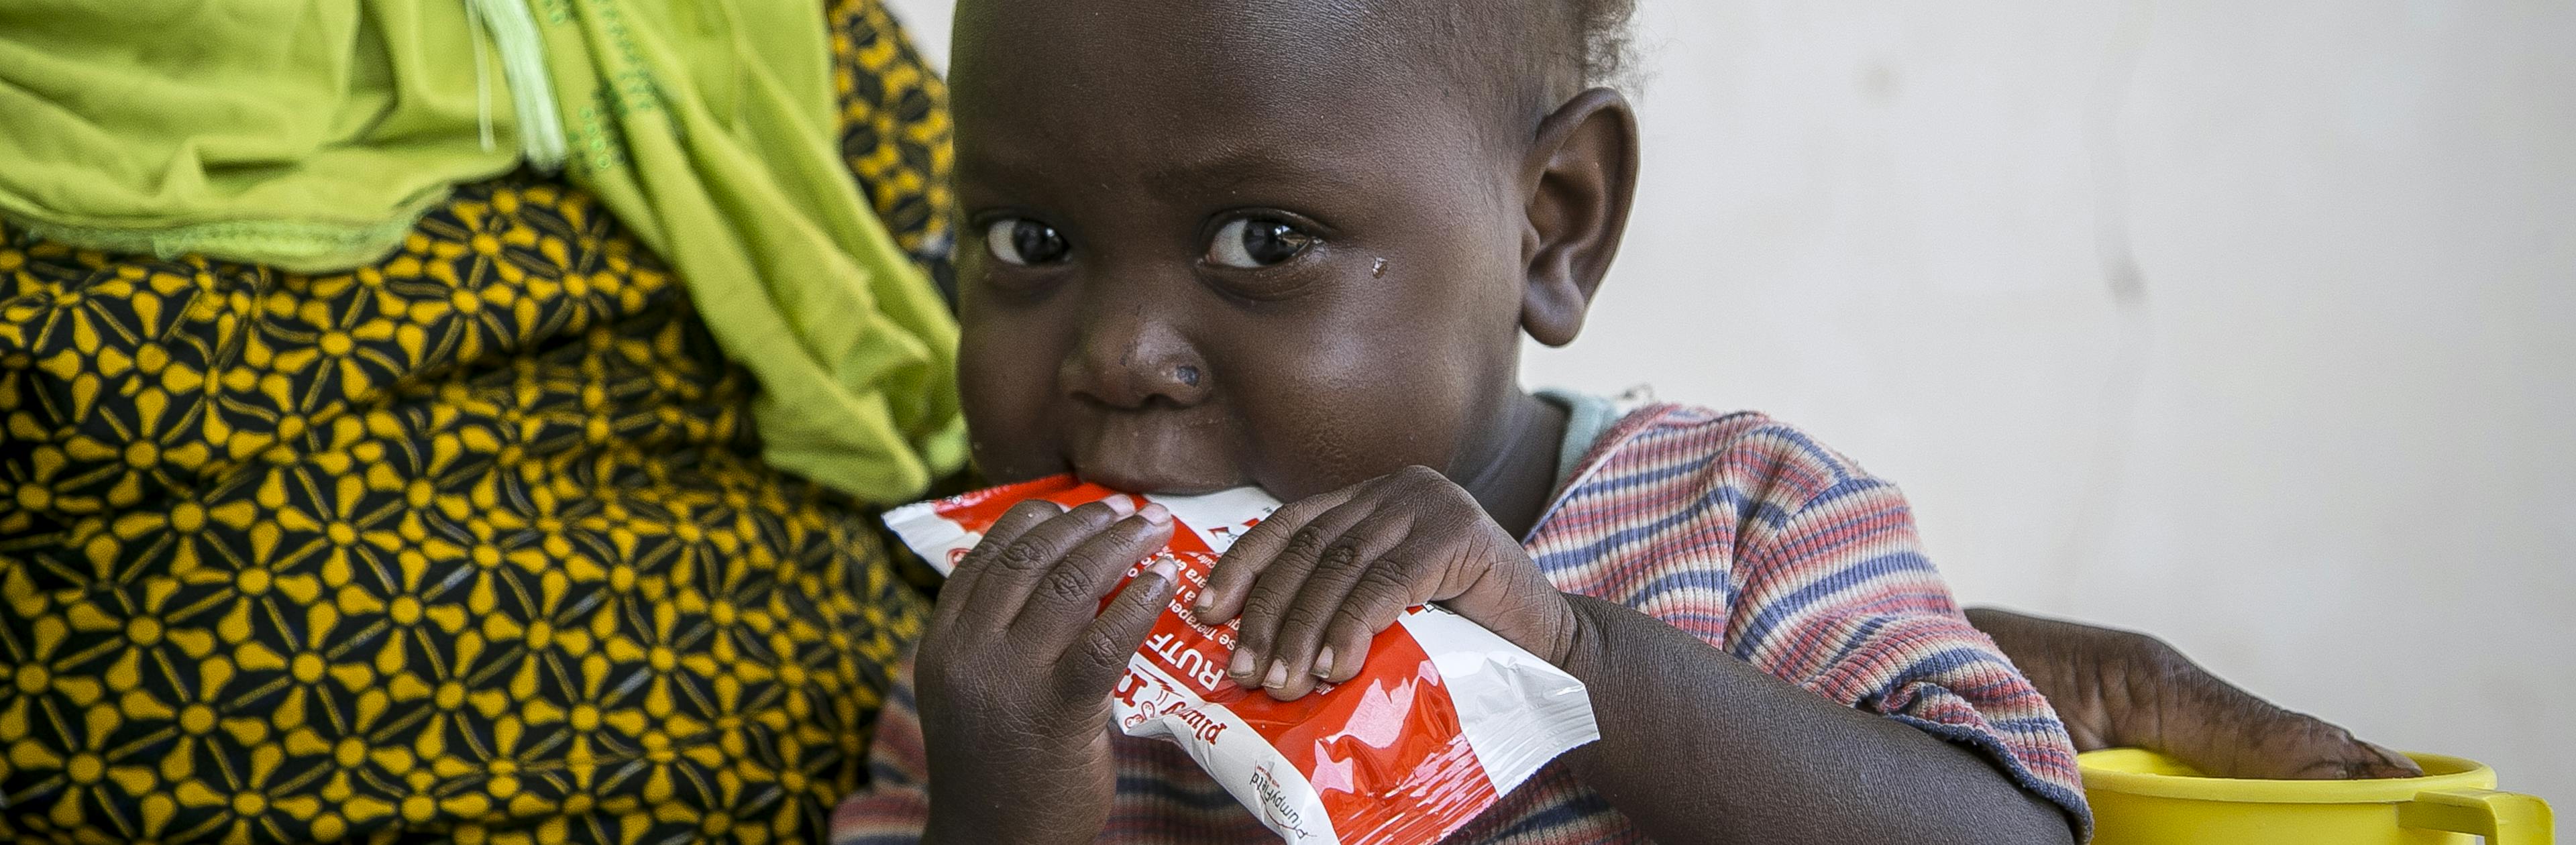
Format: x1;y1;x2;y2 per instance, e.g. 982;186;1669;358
1234;368;1477;500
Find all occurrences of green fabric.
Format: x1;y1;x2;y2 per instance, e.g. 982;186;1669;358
0;1;524;271
534;0;965;503
0;0;965;504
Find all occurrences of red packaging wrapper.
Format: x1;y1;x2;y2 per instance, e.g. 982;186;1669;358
884;475;1599;845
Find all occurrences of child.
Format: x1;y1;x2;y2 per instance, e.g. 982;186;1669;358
836;0;2088;841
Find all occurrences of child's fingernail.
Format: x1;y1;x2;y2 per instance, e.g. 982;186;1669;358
1313;647;1336;678
1148;557;1178;583
1229;649;1255;678
1102;496;1136;517
1263;661;1289;689
1140;502;1171;525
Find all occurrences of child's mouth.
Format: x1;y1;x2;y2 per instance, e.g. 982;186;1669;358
1068;418;1246;494
1071;463;1244;496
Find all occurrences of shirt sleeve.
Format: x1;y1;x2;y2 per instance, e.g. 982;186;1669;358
1727;469;2093;837
830;653;933;844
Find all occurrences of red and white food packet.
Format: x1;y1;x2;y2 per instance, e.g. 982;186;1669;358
885;475;1599;845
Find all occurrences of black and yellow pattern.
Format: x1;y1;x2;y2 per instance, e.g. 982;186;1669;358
835;0;959;306
0;3;957;843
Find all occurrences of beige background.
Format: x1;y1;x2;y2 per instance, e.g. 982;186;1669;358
885;0;2575;807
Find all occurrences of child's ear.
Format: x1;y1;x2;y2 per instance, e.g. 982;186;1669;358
1518;88;1639;348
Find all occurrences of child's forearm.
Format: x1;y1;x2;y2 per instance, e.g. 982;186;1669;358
1554;595;2077;845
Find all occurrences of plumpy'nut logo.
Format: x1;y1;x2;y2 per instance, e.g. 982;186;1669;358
1249;763;1315;840
1159;700;1228;744
1116;669;1183;731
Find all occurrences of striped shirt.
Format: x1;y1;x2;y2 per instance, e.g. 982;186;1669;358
834;404;2092;843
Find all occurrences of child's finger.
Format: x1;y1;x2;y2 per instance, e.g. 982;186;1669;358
2352;742;2425;779
932;499;1065;632
1011;503;1176;642
955;497;1136;623
1064;554;1182;700
1223;494;1383;687
1253;512;1413;697
1311;534;1450;684
1197;482;1366;623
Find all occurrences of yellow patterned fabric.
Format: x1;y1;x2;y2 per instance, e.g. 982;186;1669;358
0;2;957;842
833;0;959;306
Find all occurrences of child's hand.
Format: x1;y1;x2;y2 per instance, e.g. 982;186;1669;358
1196;466;1577;700
1964;607;2423;779
915;498;1180;845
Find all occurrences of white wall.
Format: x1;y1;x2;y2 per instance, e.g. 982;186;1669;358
884;0;2575;807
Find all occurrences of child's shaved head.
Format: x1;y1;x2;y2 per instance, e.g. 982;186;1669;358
1512;0;1641;95
1421;0;1639;135
947;0;1639;530
1566;0;1640;87
958;0;1634;147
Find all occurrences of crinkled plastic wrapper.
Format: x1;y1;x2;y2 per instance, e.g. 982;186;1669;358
885;475;1600;845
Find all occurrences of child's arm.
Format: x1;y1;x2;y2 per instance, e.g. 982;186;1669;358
1546;595;2076;844
1203;467;2081;845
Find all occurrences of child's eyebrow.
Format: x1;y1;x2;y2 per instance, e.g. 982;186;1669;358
954;140;1368;207
1141;146;1366;199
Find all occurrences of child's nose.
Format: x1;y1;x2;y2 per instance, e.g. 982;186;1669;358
1061;313;1213;410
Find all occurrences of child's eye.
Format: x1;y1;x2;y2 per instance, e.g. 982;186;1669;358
1206;217;1316;269
985;217;1071;266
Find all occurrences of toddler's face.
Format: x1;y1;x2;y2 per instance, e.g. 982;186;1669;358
949;0;1536;499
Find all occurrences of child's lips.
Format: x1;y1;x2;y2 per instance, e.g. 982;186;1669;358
1073;465;1242;496
1070;415;1244;494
